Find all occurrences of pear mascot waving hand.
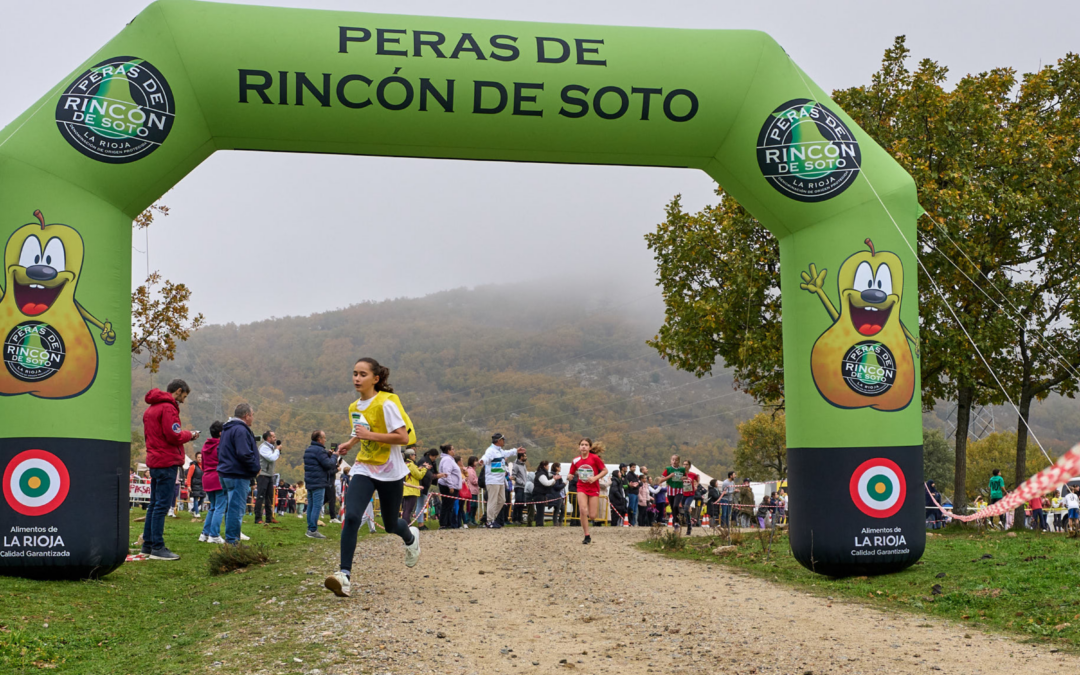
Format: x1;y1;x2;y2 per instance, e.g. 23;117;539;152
0;211;115;399
800;238;918;412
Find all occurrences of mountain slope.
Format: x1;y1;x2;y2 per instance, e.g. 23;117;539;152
131;280;753;481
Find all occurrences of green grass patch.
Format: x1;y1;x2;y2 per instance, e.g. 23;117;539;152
0;510;375;674
640;525;1080;649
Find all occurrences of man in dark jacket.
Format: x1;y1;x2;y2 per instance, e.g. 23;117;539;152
141;379;199;560
304;430;337;538
608;469;627;526
217;402;260;545
625;463;640;526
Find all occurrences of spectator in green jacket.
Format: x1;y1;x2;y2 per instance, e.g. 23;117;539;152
989;469;1006;528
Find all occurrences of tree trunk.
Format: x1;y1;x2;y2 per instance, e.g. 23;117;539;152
952;384;974;514
1013;384;1034;528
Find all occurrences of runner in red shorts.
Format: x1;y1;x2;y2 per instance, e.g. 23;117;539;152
569;438;608;545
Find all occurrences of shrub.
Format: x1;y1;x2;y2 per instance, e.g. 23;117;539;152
207;543;271;576
649;526;686;551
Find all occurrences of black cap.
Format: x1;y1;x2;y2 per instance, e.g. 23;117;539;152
492;433;505;443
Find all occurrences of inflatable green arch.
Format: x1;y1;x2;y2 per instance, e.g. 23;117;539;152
0;0;923;578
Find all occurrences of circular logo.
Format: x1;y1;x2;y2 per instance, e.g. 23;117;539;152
841;341;896;396
55;56;175;164
756;98;861;202
850;458;906;518
3;450;70;516
4;322;65;383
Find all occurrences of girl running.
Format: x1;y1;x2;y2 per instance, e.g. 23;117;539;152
326;358;420;598
682;459;699;535
569;438;608;544
661;454;686;528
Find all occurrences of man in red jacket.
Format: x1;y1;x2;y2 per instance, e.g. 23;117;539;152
141;379;200;560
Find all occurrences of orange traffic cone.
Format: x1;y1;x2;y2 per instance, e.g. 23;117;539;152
702;513;711;528
667;514;674;527
622;512;630;527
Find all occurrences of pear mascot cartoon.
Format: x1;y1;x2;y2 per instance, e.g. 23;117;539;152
800;238;918;412
0;211;115;399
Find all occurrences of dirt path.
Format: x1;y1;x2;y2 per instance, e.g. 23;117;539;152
291;527;1079;675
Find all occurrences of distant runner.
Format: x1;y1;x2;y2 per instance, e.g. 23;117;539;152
569;438;608;544
661;454;686;528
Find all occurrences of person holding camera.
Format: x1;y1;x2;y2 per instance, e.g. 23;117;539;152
255;431;281;524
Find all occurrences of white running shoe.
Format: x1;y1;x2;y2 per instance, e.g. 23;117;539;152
240;532;250;541
198;533;208;542
208;536;226;544
462;524;469;530
167;509;176;518
404;526;421;568
325;571;351;597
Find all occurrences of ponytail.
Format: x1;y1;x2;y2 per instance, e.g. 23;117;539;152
356;357;394;393
591;441;606;456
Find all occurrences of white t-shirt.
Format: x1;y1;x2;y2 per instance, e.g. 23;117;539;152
1063;492;1080;511
481;444;518;487
348;397;408;482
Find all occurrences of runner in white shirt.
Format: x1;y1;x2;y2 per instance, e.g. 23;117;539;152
325;358;420;598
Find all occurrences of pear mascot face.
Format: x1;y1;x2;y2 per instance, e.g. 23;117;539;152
800;238;917;412
0;211;114;399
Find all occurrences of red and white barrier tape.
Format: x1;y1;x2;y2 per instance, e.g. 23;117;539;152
926;442;1080;523
429;490;568;507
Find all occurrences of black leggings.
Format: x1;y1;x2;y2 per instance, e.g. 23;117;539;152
340;475;413;572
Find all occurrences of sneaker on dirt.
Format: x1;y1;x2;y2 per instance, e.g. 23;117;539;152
404;526;421;568
325;571;350;597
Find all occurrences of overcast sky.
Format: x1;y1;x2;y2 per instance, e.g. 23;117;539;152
2;1;1077;325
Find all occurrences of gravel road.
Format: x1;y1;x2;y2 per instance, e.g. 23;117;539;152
292;526;1079;675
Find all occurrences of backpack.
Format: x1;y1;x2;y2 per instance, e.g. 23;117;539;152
382;392;418;446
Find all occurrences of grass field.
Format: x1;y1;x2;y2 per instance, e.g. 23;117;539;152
640;524;1080;649
0;509;376;674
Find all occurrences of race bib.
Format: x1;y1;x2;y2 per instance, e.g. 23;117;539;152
350;412;370;431
576;463;594;481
